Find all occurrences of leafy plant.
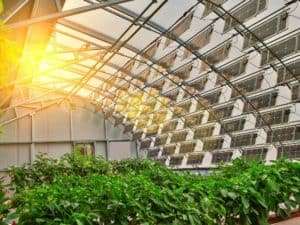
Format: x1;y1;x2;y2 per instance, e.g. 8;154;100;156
0;178;13;225
7;153;300;225
9;151;112;193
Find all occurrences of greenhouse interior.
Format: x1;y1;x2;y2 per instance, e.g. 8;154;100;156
0;0;300;224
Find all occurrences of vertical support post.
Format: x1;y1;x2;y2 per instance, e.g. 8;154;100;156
30;114;35;163
104;119;109;160
69;105;73;142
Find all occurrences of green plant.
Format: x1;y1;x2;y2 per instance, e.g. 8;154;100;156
0;178;13;225
9;153;300;225
9;151;112;192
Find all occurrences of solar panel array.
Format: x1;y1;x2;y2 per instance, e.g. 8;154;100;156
102;0;300;168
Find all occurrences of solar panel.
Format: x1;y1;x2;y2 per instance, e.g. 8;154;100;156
220;119;245;134
154;135;168;146
267;126;300;143
242;148;268;160
200;42;232;72
170;130;188;143
161;120;178;133
216;58;248;85
208;105;233;122
184;112;204;128
231;133;257;147
277;60;300;83
202;138;224;151
211;151;232;163
140;139;152;149
162;145;176;156
278;145;300;160
169;156;184;166
183;26;214;59
243;12;288;49
243;92;277;112
165;11;194;48
261;34;299;66
179;141;196;154
231;74;263;98
256;108;290;127
202;0;228;17
224;0;267;33
187;154;204;165
194;126;215;139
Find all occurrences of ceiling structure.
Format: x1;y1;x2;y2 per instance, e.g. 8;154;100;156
1;0;300;167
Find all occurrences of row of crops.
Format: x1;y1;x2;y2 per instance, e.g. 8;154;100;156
0;152;299;225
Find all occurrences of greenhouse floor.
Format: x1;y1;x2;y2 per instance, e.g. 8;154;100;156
274;216;300;225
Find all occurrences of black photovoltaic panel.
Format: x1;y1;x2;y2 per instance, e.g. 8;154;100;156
202;138;224;151
187;154;204;165
178;100;192;112
292;84;300;101
136;120;147;130
148;148;160;158
211;151;233;163
173;63;193;80
193;126;214;139
231;133;257;148
142;40;160;60
123;123;134;133
189;76;208;91
145;125;159;137
261;34;300;66
277;60;300;83
135;68;150;83
156;157;167;165
277;145;300;159
184;112;204;128
220;119;245;134
147;78;165;90
133;130;144;140
169;156;184;166
242;148;268;160
162;89;179;101
256;108;290;127
231;74;263;98
183;26;214;59
243;92;277;112
154;135;168;146
208;105;233;122
114;115;124;126
216;58;248;85
173;101;192;118
158;51;177;68
243;12;288;49
200;42;232;72
170;130;188;143
161;120;178;133
152;112;167;124
267;126;300;143
179;141;196;154
199;90;221;105
202;0;228;17
140;139;152;149
223;0;267;33
165;11;194;48
162;145;176;156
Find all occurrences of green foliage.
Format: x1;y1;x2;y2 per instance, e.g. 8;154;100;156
0;180;8;224
9;151;112;193
7;153;300;225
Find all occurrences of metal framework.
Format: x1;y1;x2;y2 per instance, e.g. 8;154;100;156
2;0;300;167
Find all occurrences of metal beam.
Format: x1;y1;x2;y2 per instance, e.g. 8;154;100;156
4;0;133;30
57;18;140;54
